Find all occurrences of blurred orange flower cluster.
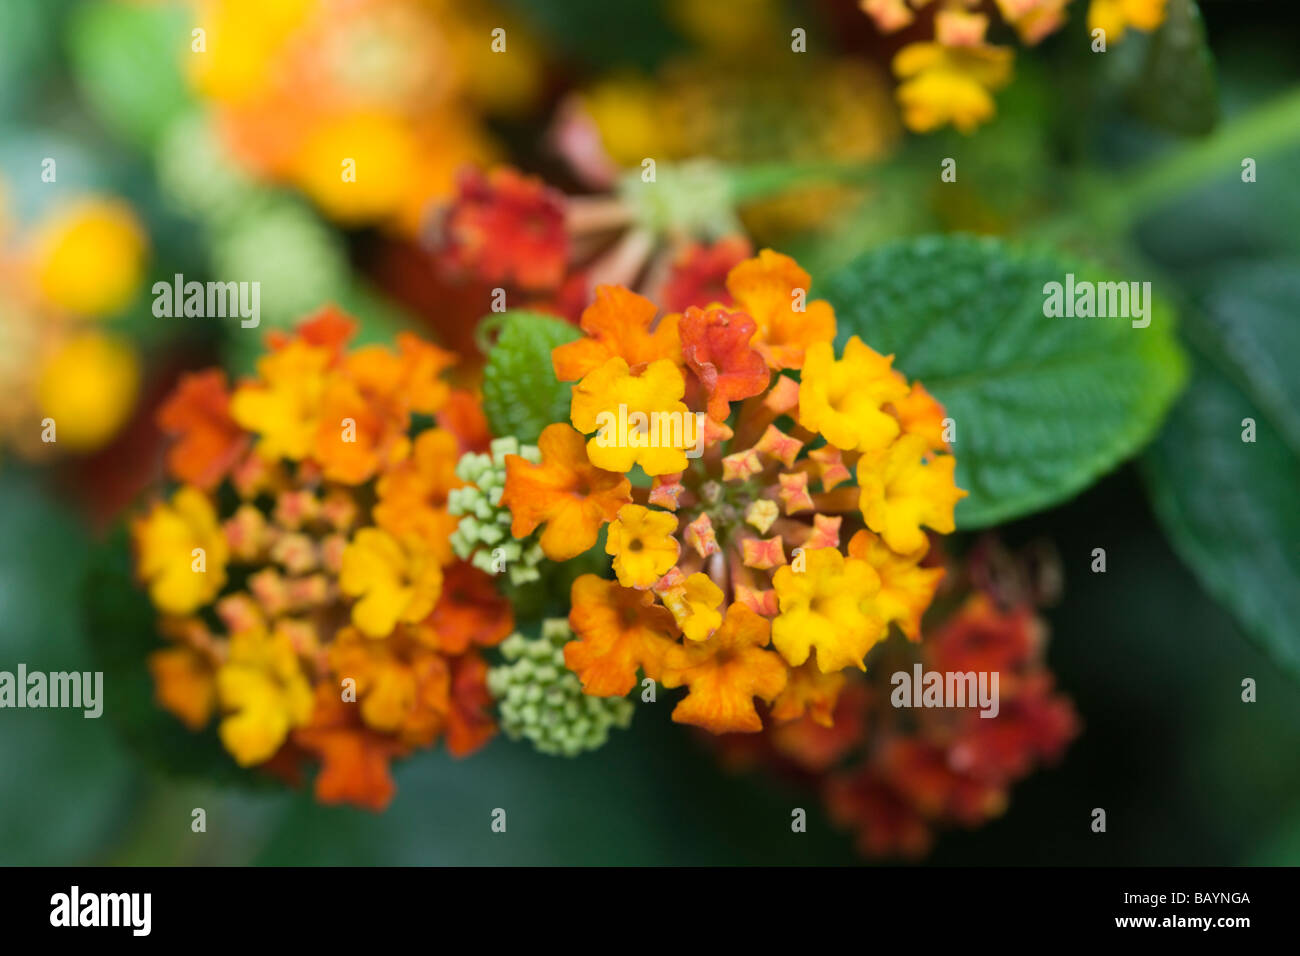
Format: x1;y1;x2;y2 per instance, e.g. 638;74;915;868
710;567;1077;858
189;0;543;233
499;248;967;736
824;593;1077;856
133;308;509;809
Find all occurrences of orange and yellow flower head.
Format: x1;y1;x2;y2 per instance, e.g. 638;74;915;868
132;308;507;810
188;0;545;232
863;0;1168;134
500;249;966;736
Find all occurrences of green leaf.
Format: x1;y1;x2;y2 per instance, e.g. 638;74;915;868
83;525;263;787
1143;357;1300;679
0;471;137;864
482;311;580;444
1193;260;1300;456
1142;264;1300;680
67;0;193;150
822;235;1188;527
1129;0;1218;136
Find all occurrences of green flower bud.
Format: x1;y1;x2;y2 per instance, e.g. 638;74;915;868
488;619;634;757
449;442;545;586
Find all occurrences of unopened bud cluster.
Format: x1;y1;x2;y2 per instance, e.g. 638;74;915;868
449;437;545;584
487;619;635;757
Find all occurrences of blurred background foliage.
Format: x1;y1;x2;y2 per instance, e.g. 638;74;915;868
0;0;1298;864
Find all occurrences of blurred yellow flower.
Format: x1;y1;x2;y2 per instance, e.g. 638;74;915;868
339;527;443;638
190;0;315;105
30;199;147;317
580;76;671;169
442;4;545;115
133;486;230;616
292;110;420;226
230;339;332;461
216;624;314;765
37;332;140;451
581;59;900;234
1088;0;1167;40
892;41;1013;134
667;0;783;56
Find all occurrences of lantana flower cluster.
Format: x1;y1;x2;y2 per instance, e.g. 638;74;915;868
825;593;1077;857
132;308;509;809
710;560;1078;858
499;249;967;735
432;163;759;328
862;0;1169;133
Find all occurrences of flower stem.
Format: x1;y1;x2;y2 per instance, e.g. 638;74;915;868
726;161;879;204
1043;85;1300;241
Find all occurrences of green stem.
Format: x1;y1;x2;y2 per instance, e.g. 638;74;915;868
1044;85;1300;241
726;160;881;204
727;86;1300;245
